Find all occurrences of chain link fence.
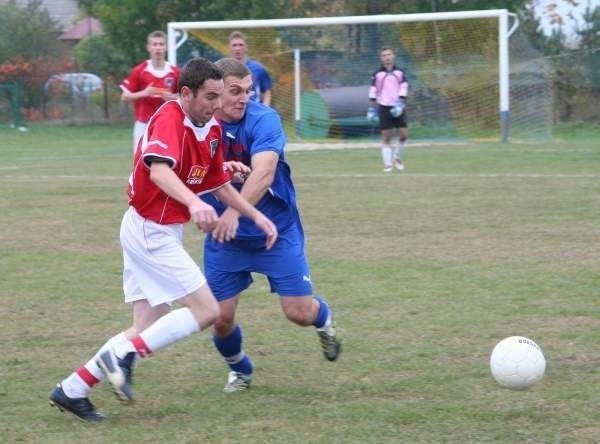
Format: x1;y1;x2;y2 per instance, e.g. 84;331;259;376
1;63;598;129
1;73;133;126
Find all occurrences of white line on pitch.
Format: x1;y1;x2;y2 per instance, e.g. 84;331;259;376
295;173;600;179
1;173;598;183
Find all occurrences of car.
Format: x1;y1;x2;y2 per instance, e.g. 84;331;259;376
44;73;103;97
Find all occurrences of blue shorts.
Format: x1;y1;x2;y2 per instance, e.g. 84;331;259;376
203;225;313;301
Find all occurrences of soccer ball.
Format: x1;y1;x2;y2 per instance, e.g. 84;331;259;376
489;336;546;390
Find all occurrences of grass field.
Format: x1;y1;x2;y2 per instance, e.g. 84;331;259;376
1;124;599;443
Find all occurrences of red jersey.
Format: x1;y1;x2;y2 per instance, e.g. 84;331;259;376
121;60;181;122
127;100;230;224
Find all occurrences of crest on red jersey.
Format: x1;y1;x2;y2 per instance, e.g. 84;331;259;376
187;165;208;185
210;139;219;157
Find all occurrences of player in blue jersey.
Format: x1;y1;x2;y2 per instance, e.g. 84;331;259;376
202;57;341;393
228;31;273;106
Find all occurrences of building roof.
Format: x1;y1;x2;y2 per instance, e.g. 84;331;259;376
59;17;103;41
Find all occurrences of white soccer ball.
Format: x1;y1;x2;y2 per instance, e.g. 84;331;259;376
490;336;546;390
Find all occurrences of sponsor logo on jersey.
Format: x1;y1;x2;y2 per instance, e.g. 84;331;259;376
187;165;208;185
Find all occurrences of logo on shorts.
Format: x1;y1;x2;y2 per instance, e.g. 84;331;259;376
303;274;312;283
187;165;208;185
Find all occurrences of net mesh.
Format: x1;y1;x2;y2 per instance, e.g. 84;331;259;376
175;17;553;141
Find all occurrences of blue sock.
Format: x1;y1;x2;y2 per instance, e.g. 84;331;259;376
312;296;330;329
212;325;253;375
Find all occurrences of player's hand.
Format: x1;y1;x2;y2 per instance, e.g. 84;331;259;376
223;161;251;175
144;86;170;99
188;200;219;233
366;106;378;122
224;161;251;184
156;88;175;100
390;100;405;117
253;213;278;250
144;85;160;97
211;208;239;243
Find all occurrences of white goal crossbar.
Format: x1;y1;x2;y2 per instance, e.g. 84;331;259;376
168;10;519;141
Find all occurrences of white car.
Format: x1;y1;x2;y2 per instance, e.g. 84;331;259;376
44;73;103;97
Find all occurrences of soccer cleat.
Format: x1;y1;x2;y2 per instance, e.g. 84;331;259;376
49;384;105;422
383;165;393;173
223;371;252;394
97;350;135;404
393;158;405;171
316;314;341;362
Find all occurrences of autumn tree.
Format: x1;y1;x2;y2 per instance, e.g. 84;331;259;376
0;0;72;108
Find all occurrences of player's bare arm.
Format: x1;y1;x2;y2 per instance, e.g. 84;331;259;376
226;150;278;212
216;151;277;235
121;85;164;102
211;183;278;249
156;89;179;100
223;160;251;174
149;161;219;232
261;89;272;106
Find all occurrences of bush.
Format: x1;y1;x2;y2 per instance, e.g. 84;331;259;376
74;35;130;81
0;1;72;109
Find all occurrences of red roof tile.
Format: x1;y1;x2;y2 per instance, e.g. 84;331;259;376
59;18;103;41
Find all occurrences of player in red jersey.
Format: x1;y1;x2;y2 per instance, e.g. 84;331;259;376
121;30;181;152
49;58;278;422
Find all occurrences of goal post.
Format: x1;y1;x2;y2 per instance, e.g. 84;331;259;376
168;10;550;142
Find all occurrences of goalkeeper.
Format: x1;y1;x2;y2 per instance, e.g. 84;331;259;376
367;47;409;172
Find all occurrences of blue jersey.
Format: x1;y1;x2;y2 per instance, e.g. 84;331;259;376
203;101;301;240
246;59;272;102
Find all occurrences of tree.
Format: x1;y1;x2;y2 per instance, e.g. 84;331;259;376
81;0;538;68
0;0;72;108
78;0;163;65
0;0;64;62
78;0;328;65
73;35;129;81
575;3;600;87
515;1;600;123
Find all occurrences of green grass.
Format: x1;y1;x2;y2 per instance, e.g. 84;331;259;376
1;123;599;443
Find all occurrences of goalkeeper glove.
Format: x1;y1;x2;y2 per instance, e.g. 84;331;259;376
366;106;378;122
390;100;405;118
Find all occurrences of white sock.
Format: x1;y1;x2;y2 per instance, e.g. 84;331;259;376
381;146;392;166
393;142;406;160
115;308;200;358
61;331;127;398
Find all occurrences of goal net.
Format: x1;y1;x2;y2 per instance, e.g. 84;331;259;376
168;11;553;142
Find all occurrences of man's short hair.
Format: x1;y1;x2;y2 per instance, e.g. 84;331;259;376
214;58;250;79
178;58;223;95
228;30;247;43
380;46;393;53
147;30;166;42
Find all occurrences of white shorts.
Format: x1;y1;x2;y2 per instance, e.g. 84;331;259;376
120;206;206;307
132;121;147;153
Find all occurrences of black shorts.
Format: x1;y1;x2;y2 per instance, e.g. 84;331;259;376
378;104;407;130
